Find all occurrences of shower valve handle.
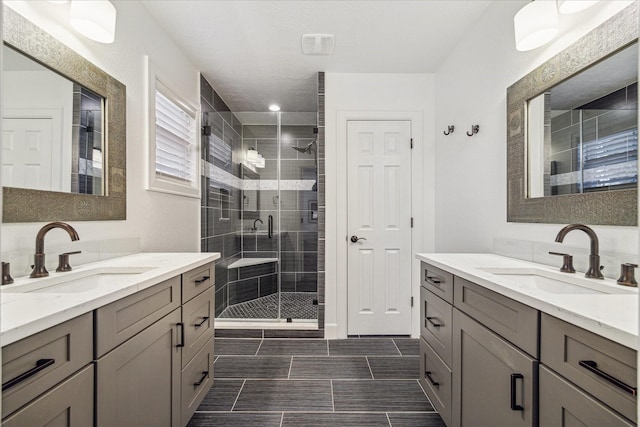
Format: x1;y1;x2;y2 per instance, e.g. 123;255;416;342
350;236;367;243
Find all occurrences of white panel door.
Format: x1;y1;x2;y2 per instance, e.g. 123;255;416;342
347;120;412;335
2;118;54;191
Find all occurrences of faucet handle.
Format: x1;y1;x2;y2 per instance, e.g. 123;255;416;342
2;262;14;285
617;263;638;287
549;252;576;273
56;251;82;273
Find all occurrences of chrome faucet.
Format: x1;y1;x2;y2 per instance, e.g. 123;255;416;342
554;224;603;279
30;222;80;278
251;218;263;231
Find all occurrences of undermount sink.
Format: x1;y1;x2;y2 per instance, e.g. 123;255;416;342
478;267;636;295
2;266;155;294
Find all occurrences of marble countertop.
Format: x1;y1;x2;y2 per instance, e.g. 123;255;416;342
416;253;638;349
1;252;220;346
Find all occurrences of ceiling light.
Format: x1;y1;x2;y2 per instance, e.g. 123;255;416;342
557;0;599;14
269;104;281;112
514;0;559;51
301;34;335;55
70;0;117;44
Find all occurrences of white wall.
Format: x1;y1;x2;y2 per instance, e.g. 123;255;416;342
2;0;201;275
434;0;638;256
324;73;435;338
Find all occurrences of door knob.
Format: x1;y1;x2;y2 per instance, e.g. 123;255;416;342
350;235;367;243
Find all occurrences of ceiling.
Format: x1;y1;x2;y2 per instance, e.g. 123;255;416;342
140;0;493;113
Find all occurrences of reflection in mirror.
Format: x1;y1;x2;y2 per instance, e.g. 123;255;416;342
527;42;638;198
2;44;105;195
241;165;260;219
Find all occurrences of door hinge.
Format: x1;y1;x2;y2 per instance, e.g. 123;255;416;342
410;138;413;149
411;296;414;307
411;217;414;228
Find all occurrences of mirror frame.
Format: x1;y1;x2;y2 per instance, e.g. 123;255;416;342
506;2;638;226
2;6;126;222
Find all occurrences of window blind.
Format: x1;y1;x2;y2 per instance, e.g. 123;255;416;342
155;88;196;183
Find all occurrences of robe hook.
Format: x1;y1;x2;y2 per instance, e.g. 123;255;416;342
443;125;454;136
466;125;480;137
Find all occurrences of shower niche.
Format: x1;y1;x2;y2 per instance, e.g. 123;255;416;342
200;76;319;326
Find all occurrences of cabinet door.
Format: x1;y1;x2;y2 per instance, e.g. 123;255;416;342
2;364;93;427
539;365;634;426
452;309;537;427
96;308;181;427
182;287;215;367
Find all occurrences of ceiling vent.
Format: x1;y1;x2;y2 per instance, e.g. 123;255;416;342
301;34;335;55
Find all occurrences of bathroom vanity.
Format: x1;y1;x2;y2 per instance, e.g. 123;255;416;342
0;252;219;427
417;253;637;427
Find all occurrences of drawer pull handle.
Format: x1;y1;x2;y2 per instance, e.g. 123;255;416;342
194;316;210;329
194;275;210;284
426;276;442;286
193;371;209;387
579;360;637;396
2;358;55;391
425;371;440;388
426;317;443;328
177;322;185;348
510;373;524;411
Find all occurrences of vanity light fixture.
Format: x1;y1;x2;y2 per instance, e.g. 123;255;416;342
269;104;281;112
70;0;117;44
514;0;559;51
255;155;266;169
557;0;599;14
247;148;259;163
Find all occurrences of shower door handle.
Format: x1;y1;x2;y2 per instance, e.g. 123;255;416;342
268;215;273;239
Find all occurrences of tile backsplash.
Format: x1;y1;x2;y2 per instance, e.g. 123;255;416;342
493;237;637;281
2;237;140;279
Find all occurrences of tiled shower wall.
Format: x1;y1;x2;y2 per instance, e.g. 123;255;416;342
200;75;243;317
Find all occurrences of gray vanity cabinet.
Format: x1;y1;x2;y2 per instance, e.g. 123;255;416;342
96;308;182;427
452;309;537;427
539;365;634;427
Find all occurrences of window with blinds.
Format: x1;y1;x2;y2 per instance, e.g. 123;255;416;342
155;88;196;182
147;77;199;197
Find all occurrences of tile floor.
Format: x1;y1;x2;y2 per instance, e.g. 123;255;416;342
187;337;446;427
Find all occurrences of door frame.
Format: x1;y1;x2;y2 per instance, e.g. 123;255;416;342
334;110;427;339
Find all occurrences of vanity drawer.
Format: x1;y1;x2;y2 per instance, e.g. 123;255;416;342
183;263;214;303
453;276;538;358
539;365;634;427
421;262;454;304
2;312;93;418
541;313;637;423
181;337;214;426
421;286;452;367
420;337;452;427
95;275;181;357
182;287;215;368
2;364;94;427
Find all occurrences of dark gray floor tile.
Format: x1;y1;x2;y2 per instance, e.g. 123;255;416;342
187;412;282;427
282;412;390;426
393;338;420;356
196;379;244;411
329;339;401;356
368;356;420;379
215;329;263;338
234;380;333;411
290;357;372;379
214;356;291;378
388;412;446;427
214;339;262;355
257;339;328;356
333;380;432;412
263;329;324;338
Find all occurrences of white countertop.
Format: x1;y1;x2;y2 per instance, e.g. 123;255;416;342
1;252;220;346
416;253;638;350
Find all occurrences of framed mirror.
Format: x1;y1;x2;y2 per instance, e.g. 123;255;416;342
507;2;638;226
2;6;126;222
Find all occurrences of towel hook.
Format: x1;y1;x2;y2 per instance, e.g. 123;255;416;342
466;125;480;137
443;125;454;136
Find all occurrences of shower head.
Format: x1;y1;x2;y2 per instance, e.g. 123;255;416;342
292;140;316;154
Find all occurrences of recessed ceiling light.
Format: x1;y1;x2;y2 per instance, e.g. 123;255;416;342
269;104;281;112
